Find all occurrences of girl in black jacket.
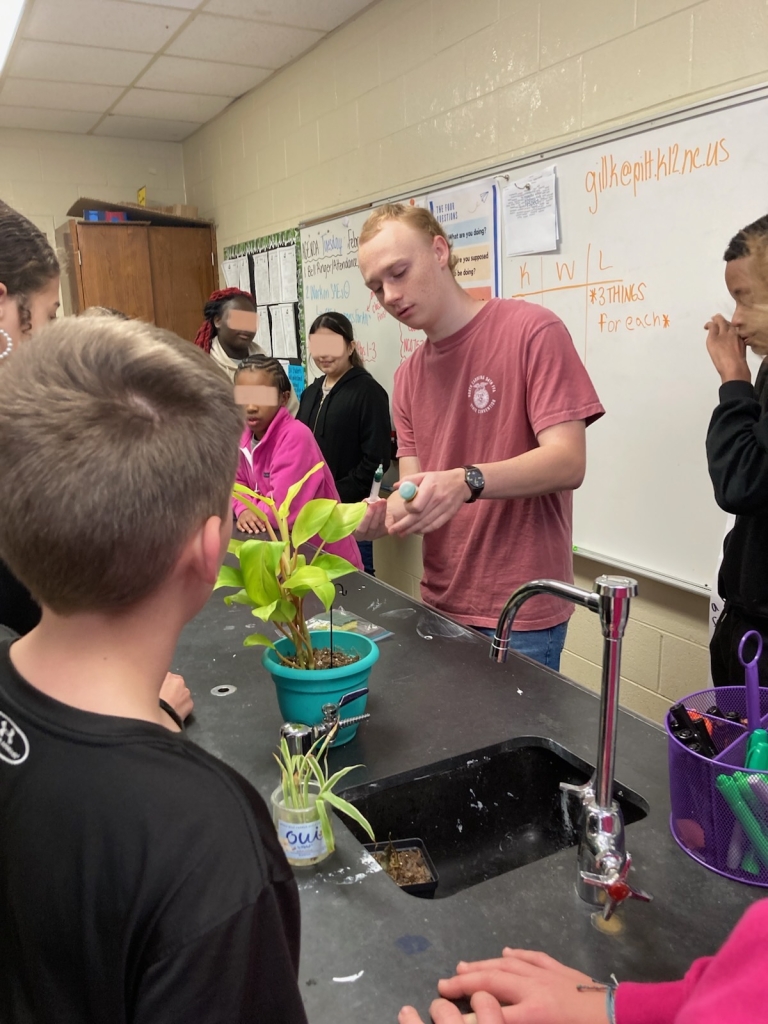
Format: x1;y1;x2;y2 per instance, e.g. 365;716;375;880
298;312;390;574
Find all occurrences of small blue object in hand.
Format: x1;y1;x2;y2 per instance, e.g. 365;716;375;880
399;481;418;502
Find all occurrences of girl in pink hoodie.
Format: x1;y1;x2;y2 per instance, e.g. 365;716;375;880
232;355;363;570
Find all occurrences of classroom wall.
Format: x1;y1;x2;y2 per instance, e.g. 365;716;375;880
374;534;710;724
182;0;768;723
0;127;185;245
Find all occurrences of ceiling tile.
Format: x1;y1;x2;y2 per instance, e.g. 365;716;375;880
113;87;230;122
93;113;201;141
9;40;152;86
0;105;101;133
205;0;374;32
0;79;123;113
136;55;270;96
119;0;200;7
23;0;190;53
166;14;323;68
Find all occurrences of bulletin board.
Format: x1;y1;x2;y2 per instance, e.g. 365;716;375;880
223;227;306;398
298;86;768;594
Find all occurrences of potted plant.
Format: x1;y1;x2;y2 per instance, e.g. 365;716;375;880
215;464;379;744
271;730;375;867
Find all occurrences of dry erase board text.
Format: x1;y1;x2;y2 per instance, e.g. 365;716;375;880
584;137;729;214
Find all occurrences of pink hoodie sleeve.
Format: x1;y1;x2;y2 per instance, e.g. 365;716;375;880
615;899;768;1024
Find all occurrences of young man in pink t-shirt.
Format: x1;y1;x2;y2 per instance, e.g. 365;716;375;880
357;204;604;669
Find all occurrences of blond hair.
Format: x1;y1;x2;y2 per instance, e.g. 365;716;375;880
0;317;243;613
359;203;458;274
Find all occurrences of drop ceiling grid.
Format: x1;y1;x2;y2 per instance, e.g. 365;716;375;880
0;0;376;140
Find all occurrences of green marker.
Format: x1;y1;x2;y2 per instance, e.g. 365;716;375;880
368;464;384;502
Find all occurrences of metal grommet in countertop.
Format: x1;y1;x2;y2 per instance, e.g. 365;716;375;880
211;684;237;696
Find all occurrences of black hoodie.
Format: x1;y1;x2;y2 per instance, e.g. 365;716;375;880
706;360;768;617
297;366;391;503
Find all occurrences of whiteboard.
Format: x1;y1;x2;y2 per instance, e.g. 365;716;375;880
300;89;768;593
501;94;768;592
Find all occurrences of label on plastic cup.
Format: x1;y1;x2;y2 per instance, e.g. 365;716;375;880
277;818;328;860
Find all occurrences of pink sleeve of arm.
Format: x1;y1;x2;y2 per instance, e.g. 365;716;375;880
392;367;416;459
524;318;605;436
615;971;707;1024
616;899;768;1024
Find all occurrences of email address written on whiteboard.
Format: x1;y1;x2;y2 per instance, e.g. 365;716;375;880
584;137;729;214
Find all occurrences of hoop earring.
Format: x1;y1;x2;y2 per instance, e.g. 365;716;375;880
0;328;13;361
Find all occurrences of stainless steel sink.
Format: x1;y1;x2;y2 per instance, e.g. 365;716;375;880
339;737;648;899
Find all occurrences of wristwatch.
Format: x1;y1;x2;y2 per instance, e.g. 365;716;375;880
463;465;485;503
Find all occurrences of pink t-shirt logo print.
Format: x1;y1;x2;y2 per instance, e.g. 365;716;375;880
468;375;497;414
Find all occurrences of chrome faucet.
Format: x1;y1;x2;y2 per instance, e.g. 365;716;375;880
491;576;652;920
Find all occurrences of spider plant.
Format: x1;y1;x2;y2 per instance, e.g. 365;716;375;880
274;729;375;854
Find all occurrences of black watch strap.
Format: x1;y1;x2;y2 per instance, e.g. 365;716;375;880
463;465;485;504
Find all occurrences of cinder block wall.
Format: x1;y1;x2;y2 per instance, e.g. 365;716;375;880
0;129;185;242
183;0;768;250
372;542;710;725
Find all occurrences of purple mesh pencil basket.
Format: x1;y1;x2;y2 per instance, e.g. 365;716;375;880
667;685;768;886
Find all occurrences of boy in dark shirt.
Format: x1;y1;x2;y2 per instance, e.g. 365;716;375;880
706;212;768;686
0;317;308;1024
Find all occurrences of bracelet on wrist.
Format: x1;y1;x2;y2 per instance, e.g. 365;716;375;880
158;698;184;731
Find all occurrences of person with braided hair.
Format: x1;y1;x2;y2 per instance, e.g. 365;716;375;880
0;202;61;639
193;287;299;413
232;354;363;569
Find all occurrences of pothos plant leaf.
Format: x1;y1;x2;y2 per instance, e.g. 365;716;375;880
239;540;286;606
213;564;244;591
277;462;324;520
233;482;275;508
314;580;336;611
310;552;358;581
243;633;277;649
222;460;368;669
291;498;337;549
282;565;333;597
223;589;256;607
318;501;368;543
250;599;297;622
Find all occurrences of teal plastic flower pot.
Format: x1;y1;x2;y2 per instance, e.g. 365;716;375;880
262;630;379;746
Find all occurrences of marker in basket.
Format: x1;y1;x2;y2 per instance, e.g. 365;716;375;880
367;464;384;502
399;481;418;502
670;703;717;758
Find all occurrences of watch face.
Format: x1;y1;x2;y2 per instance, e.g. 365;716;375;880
465;466;484;492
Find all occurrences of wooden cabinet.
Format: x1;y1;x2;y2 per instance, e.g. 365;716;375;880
56;220;217;342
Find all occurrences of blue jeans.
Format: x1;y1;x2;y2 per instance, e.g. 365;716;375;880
473;621;568;671
357;540;375;576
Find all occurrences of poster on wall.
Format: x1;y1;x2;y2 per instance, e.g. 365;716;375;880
427;178;501;299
